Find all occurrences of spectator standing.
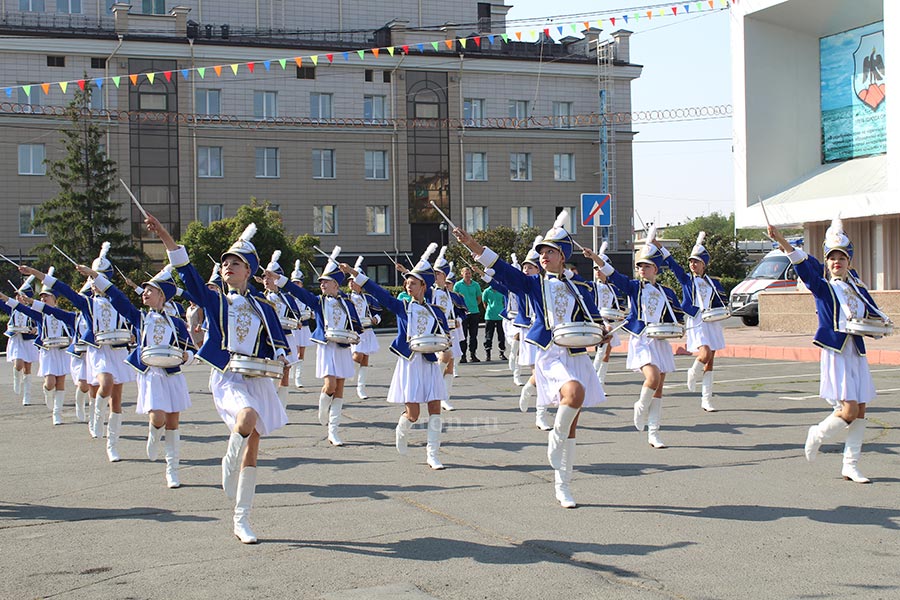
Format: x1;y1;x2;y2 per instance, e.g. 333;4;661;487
481;280;507;362
453;267;483;363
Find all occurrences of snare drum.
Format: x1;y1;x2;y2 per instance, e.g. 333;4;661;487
701;307;731;322
279;316;300;331
227;355;283;379
846;318;894;338
599;307;627;322
7;325;31;334
551;321;605;348
42;336;72;349
141;345;184;368
361;317;373;329
299;309;313;321
74;342;88;353
644;322;685;340
95;329;132;346
325;327;360;345
409;333;451;353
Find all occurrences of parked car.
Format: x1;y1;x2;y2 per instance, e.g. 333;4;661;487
729;249;799;326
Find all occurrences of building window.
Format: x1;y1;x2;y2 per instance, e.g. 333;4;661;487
555;206;577;234
364;69;373;82
196;89;220;116
463;98;485;126
366;205;390;234
19;0;45;10
198;204;223;226
255;147;279;178
19;205;46;236
17;87;40;112
552;101;573;128
465;206;488;231
364;150;388;180
312;149;335;179
383;71;391;83
88;88;105;110
296;66;316;80
508;99;529;120
373;265;390;285
511;207;533;230
18;144;46;175
554;153;575;181
509;153;531;181
415;103;439;119
310;93;333;120
253;91;277;120
57;0;81;12
364;95;386;122
91;57;106;69
314;205;337;234
46;55;65;67
197;146;223;177
141;0;165;14
139;92;167;111
465;152;487;181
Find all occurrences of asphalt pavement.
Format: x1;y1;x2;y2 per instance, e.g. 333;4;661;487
1;333;898;600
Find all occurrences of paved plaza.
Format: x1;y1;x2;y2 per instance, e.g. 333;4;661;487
1;332;898;599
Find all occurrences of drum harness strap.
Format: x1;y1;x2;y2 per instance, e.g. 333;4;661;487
845;277;889;321
692;274;725;311
542;273;599;331
639;280;678;326
141;309;185;355
405;299;446;344
596;281;621;312
42;311;73;340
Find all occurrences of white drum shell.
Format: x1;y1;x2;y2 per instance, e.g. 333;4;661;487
645;323;684;340
96;329;132;346
141;345;184;368
361;317;373;328
7;326;31;334
701;307;731;322
846;318;894;338
279;317;300;330
227;355;283;379
42;336;72;349
325;327;360;345
552;322;605;348
409;333;451;353
599;307;627;322
299;309;313;321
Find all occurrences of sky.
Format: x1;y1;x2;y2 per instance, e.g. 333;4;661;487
505;0;734;228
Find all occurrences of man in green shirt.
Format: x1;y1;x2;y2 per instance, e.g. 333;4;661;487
481;284;507;362
452;267;483;363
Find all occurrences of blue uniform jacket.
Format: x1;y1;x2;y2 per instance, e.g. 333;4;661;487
26;301;84;356
43;275;133;348
6;300;62;349
279;280;363;347
2;300;39;342
665;255;727;317
606;267;683;336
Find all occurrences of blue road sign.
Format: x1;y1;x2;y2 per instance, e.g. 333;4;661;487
581;193;612;227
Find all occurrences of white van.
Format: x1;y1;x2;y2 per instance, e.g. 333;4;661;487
729;249;799;326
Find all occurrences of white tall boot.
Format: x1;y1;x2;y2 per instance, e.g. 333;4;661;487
701;371;717;412
634;386;655;431
356;365;369;399
512;362;524;386
535;405;554;431
52;390;65;425
426;414;445;470
147;424;164;461
276;385;289;408
508;339;519;372
548;405;579;469
805;413;847;462
222;431;248;499
519;380;536;412
165;429;181;488
554;438;577;508
43;386;53;410
441;374;455;411
106;412;123;462
293;359;304;388
12;366;21;396
597;361;610;385
74;387;87;422
21;374;33;406
647;397;667;448
233;467;259;544
687;359;703;393
92;395;108;439
593;345;606;372
841;419;870;483
327;399;344;446
317;392;332;426
395;413;414;455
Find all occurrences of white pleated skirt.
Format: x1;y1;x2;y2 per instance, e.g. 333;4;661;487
626;332;676;373
6;335;39;363
209;369;288;436
503;319;519;344
351;329;380;355
386;353;447;404
294;325;312;347
518;337;538;367
70;353;90;384
686;313;726;352
449;326;463;359
819;341;876;407
315;341;355;379
38;347;70;377
87;345;134;384
534;344;606;408
136;368;192;414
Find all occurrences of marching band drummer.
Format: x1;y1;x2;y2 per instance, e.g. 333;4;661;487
584;227;683;450
430;249;466;410
76;263;194;489
336;244;452;470
3;277;40;406
288;262;313;389
21;243;137;462
1;269;74;425
266;248;363;447
666;232;729;412
262;250;302;408
591;242;624;385
455;211;607;508
502;253;524;385
347;257;382;400
768;219;888;484
148;213;290;544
